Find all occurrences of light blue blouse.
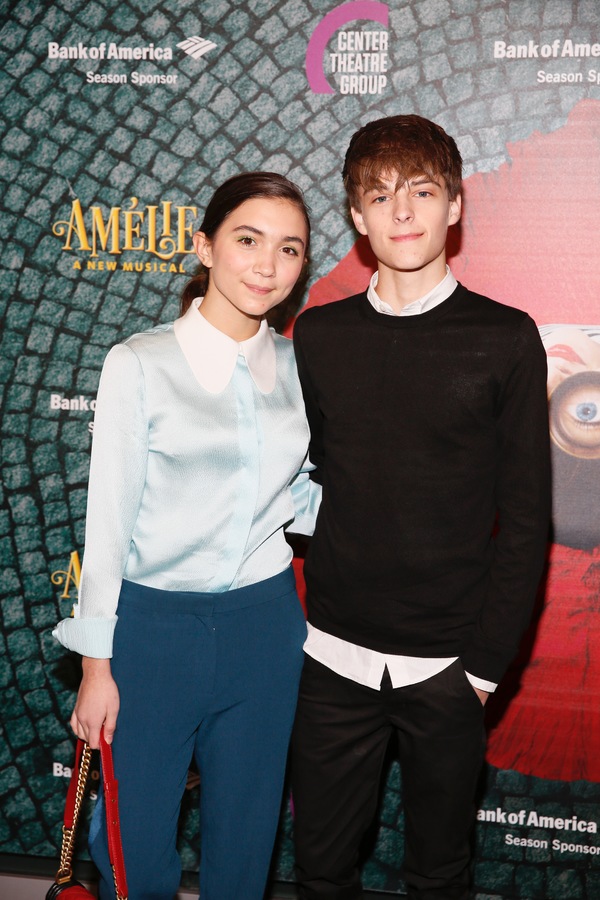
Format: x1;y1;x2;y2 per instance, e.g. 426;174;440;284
53;301;320;658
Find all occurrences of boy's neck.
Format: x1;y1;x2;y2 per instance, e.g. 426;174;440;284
375;257;448;312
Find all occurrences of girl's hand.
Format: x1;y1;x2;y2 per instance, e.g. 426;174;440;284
71;657;120;749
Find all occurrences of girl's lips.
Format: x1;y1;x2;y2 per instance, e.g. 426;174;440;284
546;344;585;364
244;283;272;294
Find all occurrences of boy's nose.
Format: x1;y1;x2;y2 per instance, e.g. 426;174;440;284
393;197;414;222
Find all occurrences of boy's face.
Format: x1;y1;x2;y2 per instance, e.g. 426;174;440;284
350;171;461;289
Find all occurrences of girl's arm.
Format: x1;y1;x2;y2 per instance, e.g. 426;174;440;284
54;343;149;746
54;343;149;657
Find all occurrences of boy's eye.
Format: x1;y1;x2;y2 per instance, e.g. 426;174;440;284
372;195;389;203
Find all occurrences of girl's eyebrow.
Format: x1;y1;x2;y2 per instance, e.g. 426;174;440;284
232;224;305;247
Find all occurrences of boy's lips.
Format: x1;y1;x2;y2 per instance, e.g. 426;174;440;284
390;232;423;242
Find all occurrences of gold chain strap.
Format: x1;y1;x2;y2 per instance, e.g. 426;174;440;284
114;870;127;900
114;864;126;900
55;743;93;884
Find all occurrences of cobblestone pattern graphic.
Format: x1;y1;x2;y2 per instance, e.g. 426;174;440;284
1;0;599;895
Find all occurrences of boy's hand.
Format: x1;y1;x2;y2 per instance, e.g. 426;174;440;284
473;686;489;706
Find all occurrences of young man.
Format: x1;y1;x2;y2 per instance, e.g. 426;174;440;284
291;115;551;900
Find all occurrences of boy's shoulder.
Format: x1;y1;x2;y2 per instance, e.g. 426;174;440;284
458;284;534;329
459;284;522;314
294;292;366;332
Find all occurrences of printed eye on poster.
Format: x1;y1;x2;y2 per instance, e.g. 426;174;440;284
1;2;600;898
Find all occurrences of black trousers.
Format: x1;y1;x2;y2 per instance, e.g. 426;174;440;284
291;655;486;900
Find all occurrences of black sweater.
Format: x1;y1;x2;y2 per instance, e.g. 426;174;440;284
293;284;551;684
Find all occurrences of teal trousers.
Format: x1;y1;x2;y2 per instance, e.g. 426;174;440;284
90;568;306;900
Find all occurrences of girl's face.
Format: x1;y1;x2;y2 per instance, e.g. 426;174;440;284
193;197;308;340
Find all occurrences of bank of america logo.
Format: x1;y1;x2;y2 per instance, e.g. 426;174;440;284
177;36;217;59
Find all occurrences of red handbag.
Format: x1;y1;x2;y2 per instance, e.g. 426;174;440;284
46;727;128;899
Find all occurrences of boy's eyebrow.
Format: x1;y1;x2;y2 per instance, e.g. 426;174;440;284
232;224;305;247
363;175;442;192
406;176;442;188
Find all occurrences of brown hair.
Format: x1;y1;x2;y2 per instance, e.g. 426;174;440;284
180;172;311;314
342;114;463;208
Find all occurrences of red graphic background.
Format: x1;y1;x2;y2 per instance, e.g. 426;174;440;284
290;98;600;783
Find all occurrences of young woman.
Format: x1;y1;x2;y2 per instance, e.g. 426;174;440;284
53;172;319;900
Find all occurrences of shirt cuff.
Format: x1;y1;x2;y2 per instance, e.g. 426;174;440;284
465;670;497;693
286;475;322;536
53;614;118;658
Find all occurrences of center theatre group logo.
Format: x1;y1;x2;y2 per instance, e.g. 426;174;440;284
305;0;390;94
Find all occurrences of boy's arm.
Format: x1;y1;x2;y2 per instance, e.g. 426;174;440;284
294;315;325;485
461;315;551;684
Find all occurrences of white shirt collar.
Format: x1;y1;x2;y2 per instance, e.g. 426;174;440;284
367;266;457;317
173;297;277;394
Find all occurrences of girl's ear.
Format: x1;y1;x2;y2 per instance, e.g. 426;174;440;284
193;231;213;267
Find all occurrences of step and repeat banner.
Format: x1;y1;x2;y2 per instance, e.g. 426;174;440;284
1;1;600;897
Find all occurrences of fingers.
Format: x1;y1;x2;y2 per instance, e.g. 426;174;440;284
103;709;118;745
70;710;86;742
70;709;102;748
87;721;103;750
473;686;489;706
70;663;120;748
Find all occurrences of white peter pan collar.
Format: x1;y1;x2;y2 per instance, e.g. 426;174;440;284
173;297;277;394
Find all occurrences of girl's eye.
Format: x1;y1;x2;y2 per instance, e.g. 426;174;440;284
282;246;299;256
237;236;256;246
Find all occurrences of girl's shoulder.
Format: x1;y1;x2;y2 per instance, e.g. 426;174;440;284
270;328;292;348
100;323;176;380
122;321;174;353
270;328;296;363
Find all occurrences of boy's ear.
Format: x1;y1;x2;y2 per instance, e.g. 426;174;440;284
193;231;213;267
448;193;462;225
350;206;368;236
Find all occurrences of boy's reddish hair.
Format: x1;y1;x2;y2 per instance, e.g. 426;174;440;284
342;114;463;207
